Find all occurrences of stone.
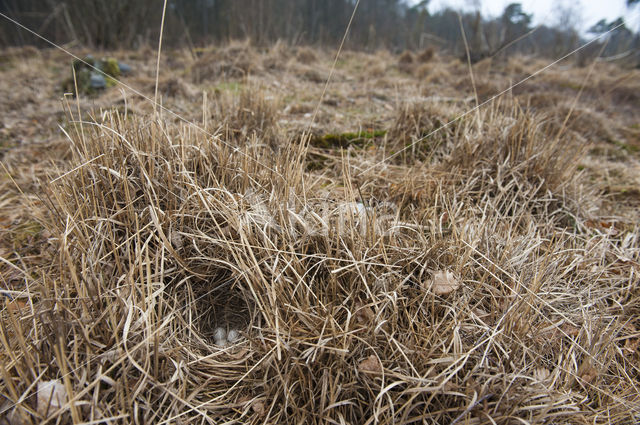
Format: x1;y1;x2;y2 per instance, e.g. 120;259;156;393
119;62;132;74
89;72;106;89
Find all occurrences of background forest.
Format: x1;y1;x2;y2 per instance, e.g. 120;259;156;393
1;0;639;64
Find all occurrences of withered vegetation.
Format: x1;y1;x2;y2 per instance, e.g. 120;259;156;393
0;43;639;424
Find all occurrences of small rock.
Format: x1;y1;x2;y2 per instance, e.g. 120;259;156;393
89;72;106;89
118;62;132;75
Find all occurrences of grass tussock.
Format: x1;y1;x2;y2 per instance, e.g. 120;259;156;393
397;50;415;74
1;44;639;424
387;101;462;162
211;86;281;147
295;47;317;64
417;47;436;63
191;41;260;82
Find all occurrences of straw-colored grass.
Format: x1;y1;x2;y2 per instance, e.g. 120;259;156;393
0;44;639;424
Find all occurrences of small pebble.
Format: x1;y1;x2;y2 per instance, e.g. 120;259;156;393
119;62;132;74
89;72;106;89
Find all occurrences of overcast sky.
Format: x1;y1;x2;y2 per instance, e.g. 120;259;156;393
417;0;639;34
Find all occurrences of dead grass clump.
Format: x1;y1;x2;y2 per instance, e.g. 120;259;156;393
550;104;616;144
447;57;468;75
522;88;565;109
417;46;435;63
473;57;493;74
190;42;259;83
602;77;640;105
212;87;280;146
455;75;500;102
261;55;281;71
388;101;462;162
262;40;292;70
398;50;414;65
0;139;65;305
0;45;40;65
453;106;567;179
504;55;532;76
295;64;327;83
367;62;387;78
415;62;434;79
474;78;500;102
441;103;592;224
8;112;296;422
397;50;415;73
419;63;452;86
295;46;317;64
156;75;199;100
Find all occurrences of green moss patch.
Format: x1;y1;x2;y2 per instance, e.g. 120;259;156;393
214;81;243;94
62;56;122;96
311;129;387;149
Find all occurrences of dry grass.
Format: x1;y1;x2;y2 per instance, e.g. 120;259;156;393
0;43;639;424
